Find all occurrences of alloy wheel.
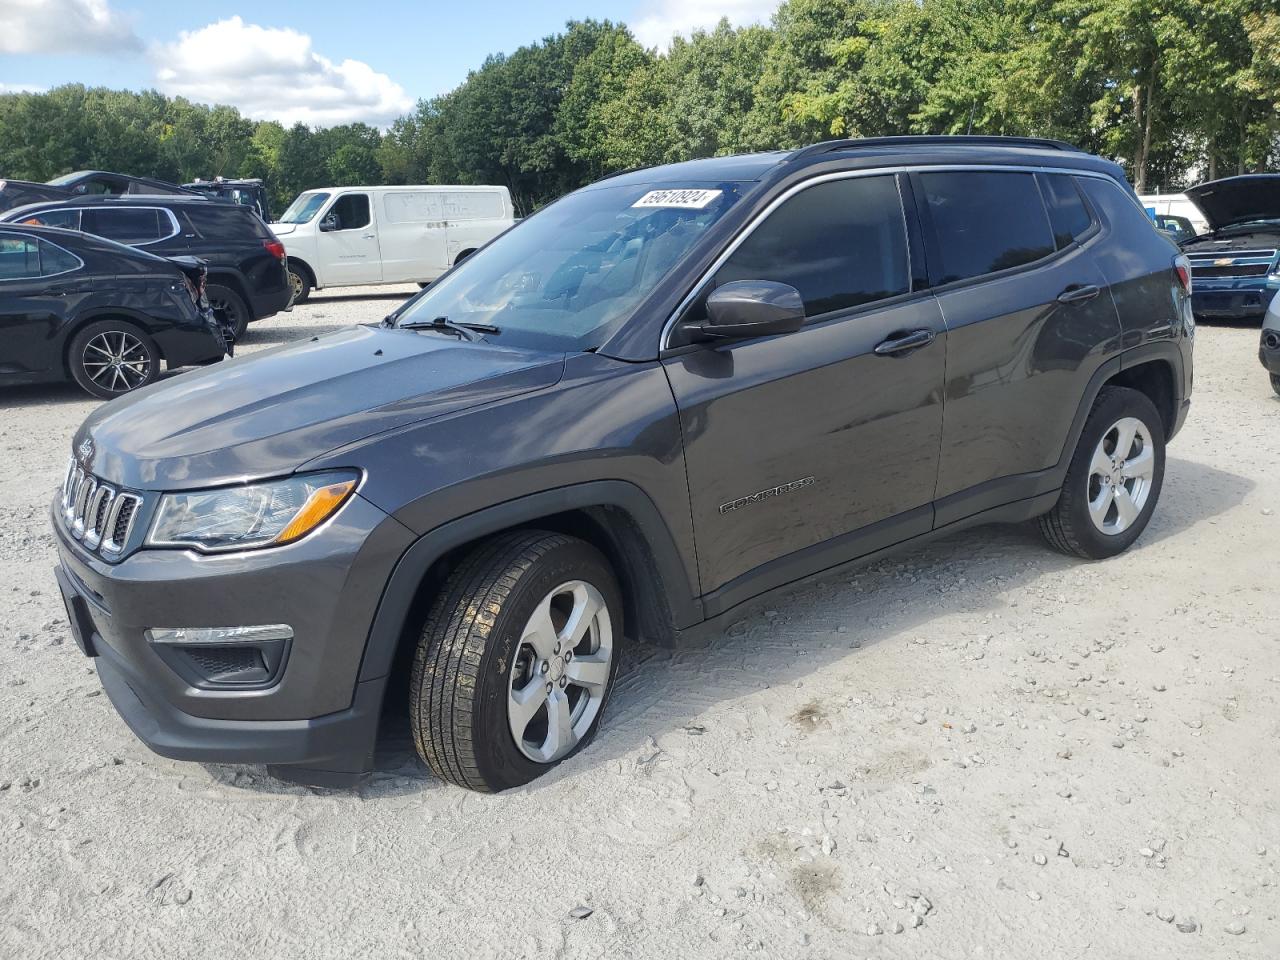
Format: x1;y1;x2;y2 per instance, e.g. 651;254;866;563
1086;416;1156;535
507;580;614;763
81;330;151;393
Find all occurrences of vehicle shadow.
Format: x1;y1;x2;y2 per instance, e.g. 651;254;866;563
216;456;1250;797
0;383;96;408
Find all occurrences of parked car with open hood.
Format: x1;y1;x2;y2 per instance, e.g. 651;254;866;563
183;177;272;222
2;195;291;340
0;224;226;398
273;184;514;302
50;136;1192;791
1179;174;1280;322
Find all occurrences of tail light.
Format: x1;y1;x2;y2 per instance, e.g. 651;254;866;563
263;239;286;260
1173;254;1192;295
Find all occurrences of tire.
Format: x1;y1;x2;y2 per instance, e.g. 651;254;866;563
410;531;623;792
206;284;250;341
1271;373;1280;397
1039;386;1166;560
68;320;160;400
287;262;311;304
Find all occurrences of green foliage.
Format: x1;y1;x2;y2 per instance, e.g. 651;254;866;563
2;1;1277;212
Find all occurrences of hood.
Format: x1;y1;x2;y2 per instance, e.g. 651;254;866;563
1186;175;1280;231
75;324;565;490
270;222;300;236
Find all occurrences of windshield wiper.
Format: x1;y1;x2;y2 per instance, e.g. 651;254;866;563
398;316;500;342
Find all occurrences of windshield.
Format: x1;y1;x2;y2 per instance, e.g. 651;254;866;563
395;182;743;351
278;192;330;224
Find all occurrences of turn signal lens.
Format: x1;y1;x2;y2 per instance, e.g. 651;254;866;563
276;479;357;543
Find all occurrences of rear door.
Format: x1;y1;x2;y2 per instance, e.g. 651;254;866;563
379;190;449;282
80;206;178;249
315;192;382;286
914;169;1121;525
663;173;946;612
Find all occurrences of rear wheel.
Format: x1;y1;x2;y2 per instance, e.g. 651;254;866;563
68;320;159;399
409;531;622;792
206;284;250;341
287;262;311;304
1039;386;1165;560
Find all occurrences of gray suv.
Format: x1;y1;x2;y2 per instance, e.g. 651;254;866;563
52;137;1194;791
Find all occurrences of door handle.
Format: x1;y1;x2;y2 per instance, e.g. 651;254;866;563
874;328;936;356
1056;283;1101;305
361;233;375;239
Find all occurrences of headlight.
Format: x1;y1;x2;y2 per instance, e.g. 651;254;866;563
147;471;359;553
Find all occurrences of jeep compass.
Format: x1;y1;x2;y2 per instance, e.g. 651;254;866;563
51;137;1194;791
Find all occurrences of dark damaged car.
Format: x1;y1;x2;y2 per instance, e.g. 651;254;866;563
1180;174;1280;321
51;137;1193;792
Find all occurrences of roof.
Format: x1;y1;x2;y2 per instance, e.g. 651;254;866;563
590;136;1122;190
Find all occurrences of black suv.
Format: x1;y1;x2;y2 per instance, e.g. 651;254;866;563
3;196;291;339
51;137;1194;791
0;171;194;214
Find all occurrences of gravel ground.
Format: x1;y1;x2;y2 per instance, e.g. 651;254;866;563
1;291;1277;959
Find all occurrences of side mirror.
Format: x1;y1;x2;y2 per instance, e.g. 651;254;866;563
694;280;805;341
319;214;339;232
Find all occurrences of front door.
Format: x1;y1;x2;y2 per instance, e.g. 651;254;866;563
317;193;383;286
663;174;947;614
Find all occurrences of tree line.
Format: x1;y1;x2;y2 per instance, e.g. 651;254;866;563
2;0;1278;216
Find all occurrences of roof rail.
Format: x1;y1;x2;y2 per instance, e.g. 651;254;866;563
788;135;1084;162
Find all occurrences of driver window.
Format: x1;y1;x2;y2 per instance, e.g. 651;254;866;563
327;194;371;231
713;175;910;318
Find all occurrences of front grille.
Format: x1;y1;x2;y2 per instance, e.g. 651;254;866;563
61;458;144;557
1187;248;1277;280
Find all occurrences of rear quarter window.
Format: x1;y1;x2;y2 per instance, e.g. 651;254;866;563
918;170;1056;284
1040;174;1094;248
185;204;271;241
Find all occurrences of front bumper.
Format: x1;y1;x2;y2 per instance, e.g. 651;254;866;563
52;492;416;784
1191;279;1280;320
1261;332;1280;375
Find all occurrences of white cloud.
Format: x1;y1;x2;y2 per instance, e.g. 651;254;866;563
631;0;779;50
0;0;141;55
152;17;412;128
0;82;47;94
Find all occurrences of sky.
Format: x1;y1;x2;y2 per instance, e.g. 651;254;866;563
0;0;780;127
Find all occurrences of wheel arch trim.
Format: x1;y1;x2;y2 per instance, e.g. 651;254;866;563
355;480;702;683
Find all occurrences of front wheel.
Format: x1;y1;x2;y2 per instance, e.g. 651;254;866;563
410;531;622;791
287;262;311;304
1039;386;1166;560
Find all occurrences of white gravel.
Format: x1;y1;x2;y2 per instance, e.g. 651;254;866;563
1;294;1277;958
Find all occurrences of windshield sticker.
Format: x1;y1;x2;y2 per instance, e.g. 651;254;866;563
632;189;723;209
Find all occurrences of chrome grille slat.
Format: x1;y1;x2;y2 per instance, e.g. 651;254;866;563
57;457;143;559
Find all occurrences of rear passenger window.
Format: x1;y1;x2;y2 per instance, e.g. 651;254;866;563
715;175;910;316
0;236;40;280
82;208;170;245
1041;174;1093;248
918;171;1055;283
